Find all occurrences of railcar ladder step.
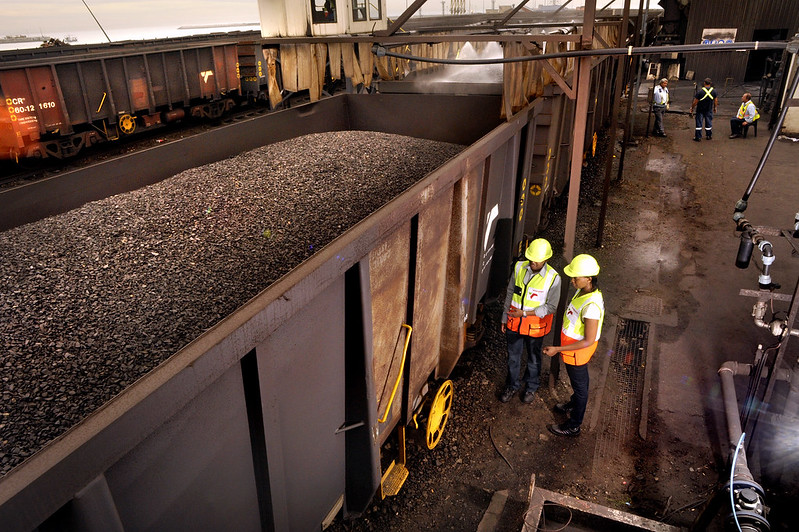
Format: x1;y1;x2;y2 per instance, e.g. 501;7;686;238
380;460;409;497
380;425;409;498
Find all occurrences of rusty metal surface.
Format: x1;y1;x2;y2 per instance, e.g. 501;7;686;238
369;224;411;443
411;190;454;398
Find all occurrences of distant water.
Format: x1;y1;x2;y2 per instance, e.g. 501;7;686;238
0;24;259;52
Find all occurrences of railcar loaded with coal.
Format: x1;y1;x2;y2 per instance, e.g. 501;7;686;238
0;3;628;531
0;32;279;160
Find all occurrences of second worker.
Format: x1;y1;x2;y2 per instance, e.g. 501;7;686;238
500;238;561;403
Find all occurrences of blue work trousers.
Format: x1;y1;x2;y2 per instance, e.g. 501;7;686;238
695;111;713;139
505;330;543;393
563;363;590;429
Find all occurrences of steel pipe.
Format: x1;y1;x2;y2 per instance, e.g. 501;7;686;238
719;362;754;482
373;41;787;65
736;48;799;213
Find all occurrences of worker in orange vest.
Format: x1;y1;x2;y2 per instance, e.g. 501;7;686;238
543;254;605;437
500;239;561;404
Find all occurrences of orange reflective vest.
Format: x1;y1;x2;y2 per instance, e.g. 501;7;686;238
506;263;559;337
560;289;604;366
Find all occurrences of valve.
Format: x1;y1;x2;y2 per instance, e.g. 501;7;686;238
725;480;771;532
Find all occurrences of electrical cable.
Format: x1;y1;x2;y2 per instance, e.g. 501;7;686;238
730;432;746;532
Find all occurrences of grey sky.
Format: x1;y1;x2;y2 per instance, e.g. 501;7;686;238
3;1;622;42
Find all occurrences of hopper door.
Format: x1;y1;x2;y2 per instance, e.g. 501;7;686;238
469;135;520;320
255;277;348;531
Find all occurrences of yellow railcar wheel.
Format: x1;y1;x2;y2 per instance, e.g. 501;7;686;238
425;380;454;450
119;114;137;135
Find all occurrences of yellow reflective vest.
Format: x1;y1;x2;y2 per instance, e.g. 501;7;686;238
560;289;605;365
506;262;559;337
737;101;760;122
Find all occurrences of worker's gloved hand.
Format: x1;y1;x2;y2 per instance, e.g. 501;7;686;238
688;111;693;118
666;103;670;111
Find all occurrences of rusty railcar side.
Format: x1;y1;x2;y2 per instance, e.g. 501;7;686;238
0;86;609;530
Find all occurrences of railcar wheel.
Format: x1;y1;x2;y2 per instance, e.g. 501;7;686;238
424;380;454;450
119;114;137;135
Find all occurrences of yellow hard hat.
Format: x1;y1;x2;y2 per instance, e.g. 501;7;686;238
564;254;600;277
524;238;552;262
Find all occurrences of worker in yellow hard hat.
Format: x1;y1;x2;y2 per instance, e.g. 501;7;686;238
543;254;605;437
500;238;561;404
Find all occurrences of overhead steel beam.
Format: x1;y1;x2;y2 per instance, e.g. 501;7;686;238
597;0;632;248
563;0;597;261
376;0;429;37
496;0;533;28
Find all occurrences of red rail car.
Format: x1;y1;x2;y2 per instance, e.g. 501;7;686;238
0;35;267;160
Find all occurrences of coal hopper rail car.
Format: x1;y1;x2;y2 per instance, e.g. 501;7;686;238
0;31;273;161
0;41;620;532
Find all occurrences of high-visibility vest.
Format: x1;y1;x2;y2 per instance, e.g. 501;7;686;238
699;87;715;101
654;86;669;106
737;102;760;121
560;289;605;365
506;262;559;337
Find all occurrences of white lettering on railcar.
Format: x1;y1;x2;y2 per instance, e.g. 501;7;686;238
483;204;499;251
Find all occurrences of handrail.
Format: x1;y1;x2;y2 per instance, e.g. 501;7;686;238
379;324;412;423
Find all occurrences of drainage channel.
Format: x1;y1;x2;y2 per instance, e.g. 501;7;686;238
592;318;651;478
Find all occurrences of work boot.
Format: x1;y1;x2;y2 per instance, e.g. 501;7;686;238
548;423;581;437
522;390;536;404
706;134;712;140
499;387;516;403
693;137;701;142
729;133;740;139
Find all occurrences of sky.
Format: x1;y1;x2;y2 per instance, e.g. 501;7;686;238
2;1;631;44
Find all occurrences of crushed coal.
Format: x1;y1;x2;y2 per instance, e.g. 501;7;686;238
0;131;464;476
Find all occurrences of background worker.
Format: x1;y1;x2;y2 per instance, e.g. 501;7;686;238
543;254;604;437
690;78;718;141
729;92;760;138
652;78;669;137
500;238;561;404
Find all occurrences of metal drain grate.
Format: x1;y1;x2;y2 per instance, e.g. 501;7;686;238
626;295;663;317
591;318;650;477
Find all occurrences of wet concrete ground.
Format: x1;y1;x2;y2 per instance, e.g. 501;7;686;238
593;79;799;530
330;80;799;532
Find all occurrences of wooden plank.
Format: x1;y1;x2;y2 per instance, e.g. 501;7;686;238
296;44;312;91
328;43;342;81
280;44;298;92
264;48;283;108
342;43;364;86
358;42;374;88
